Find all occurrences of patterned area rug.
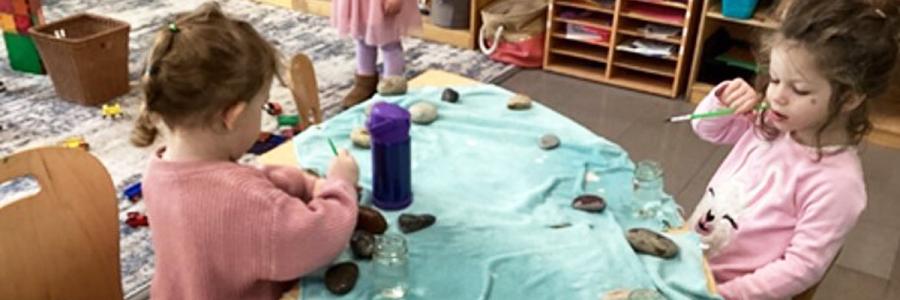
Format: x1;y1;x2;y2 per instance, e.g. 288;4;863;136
0;0;515;297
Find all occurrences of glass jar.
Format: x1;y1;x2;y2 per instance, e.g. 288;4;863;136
373;233;409;299
633;160;664;218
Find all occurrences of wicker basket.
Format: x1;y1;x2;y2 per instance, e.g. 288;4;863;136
29;14;130;106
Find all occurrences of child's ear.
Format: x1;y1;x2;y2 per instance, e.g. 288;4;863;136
222;101;248;130
841;93;865;113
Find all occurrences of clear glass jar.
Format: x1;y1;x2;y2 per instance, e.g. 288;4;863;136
633;160;664;218
373;233;408;299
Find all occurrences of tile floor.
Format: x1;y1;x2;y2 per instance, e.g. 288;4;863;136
498;69;900;300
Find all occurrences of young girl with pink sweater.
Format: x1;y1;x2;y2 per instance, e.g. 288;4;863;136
131;3;359;299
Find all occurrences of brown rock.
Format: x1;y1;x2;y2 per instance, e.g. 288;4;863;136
398;213;436;234
626;228;679;259
572;195;606;213
350;230;376;259
324;262;358;295
357;206;387;234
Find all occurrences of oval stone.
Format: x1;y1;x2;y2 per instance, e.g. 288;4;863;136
507;94;532;110
572;194;606;212
324;262;359;295
357;206;388;234
350;127;371;149
350;230;376;259
442;88;460;103
409;102;438;125
398;213;436;234
626;228;679;259
539;134;560;150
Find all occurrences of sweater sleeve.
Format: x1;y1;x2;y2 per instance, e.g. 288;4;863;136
717;175;866;299
265;178;359;281
691;83;754;145
259;165;319;201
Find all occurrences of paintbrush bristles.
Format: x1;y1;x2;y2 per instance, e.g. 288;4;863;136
665;114;693;123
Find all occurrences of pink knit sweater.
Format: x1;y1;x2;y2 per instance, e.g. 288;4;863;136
143;151;358;299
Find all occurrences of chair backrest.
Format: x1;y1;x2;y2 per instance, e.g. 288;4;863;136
0;147;122;299
289;53;322;126
792;249;842;300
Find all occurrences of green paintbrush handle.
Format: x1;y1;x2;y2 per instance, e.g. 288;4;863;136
692;102;769;120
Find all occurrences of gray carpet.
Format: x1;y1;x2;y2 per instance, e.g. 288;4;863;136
0;0;515;297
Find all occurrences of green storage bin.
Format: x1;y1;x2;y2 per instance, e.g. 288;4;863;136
4;32;44;74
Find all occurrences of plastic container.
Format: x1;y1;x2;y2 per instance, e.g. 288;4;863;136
431;0;470;29
3;32;43;74
722;0;759;20
29;13;130;105
367;102;413;210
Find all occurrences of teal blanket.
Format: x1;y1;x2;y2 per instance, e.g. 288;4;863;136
291;85;721;300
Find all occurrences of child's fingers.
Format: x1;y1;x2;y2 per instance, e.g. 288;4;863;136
721;80;740;104
724;78;752;102
735;95;759;114
726;86;753;109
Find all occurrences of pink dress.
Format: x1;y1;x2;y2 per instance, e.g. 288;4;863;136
332;0;422;46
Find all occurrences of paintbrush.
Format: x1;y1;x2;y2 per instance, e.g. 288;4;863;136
665;102;769;123
327;138;338;156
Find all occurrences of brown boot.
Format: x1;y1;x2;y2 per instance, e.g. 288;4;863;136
341;74;379;109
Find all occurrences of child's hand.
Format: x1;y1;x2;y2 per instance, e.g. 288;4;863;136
384;0;402;16
718;78;760;115
327;149;360;186
312;178;326;198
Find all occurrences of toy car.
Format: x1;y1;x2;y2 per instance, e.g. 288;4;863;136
102;103;123;119
124;182;142;203
264;102;283;116
125;212;149;228
61;137;90;151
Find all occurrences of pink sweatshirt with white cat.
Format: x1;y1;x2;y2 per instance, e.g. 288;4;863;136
687;86;866;300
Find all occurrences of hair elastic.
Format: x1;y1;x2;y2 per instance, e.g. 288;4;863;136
168;23;179;33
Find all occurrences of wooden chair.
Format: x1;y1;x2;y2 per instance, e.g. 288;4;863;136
288;53;323;127
0;147;122;299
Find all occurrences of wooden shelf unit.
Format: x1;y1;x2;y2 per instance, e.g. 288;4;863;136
544;0;698;98
686;0;776;105
285;0;496;49
687;0;900;148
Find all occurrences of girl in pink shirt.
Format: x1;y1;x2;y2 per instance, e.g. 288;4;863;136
130;3;359;299
686;0;899;298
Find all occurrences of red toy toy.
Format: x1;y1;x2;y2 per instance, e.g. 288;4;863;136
125;211;149;228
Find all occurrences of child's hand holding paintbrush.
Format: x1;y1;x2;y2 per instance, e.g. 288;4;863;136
667;79;768;122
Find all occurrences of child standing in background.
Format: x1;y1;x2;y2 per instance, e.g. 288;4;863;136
686;0;899;298
333;0;422;109
131;3;359;299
